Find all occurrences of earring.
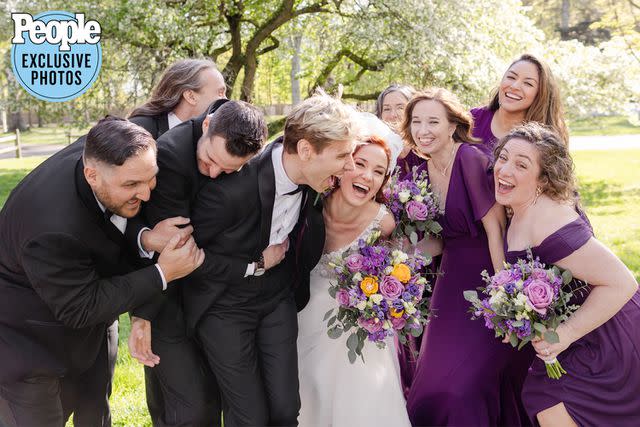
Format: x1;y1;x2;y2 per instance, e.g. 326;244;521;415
533;186;542;204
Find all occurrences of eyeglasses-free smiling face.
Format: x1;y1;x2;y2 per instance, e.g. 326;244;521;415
88;148;158;218
410;99;456;156
498;60;540;114
196;134;252;178
494;138;542;207
339;143;388;205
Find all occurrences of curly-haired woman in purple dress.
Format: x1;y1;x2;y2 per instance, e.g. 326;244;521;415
495;123;640;426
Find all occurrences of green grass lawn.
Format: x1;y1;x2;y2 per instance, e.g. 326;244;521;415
1;147;639;426
1;125;90;146
569;115;640;136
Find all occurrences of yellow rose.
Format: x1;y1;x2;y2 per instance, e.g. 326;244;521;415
391;263;411;283
390;308;405;318
360;276;379;296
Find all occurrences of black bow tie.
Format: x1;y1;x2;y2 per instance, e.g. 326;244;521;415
284;185;305;196
103;209;113;222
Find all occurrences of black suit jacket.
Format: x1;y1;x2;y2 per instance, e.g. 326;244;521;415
0;140;164;384
183;138;325;330
130;100;244;326
129;113;169;140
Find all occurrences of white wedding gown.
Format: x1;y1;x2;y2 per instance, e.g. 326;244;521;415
297;205;411;427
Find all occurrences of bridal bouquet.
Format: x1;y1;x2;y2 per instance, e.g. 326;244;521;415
324;230;431;363
384;168;441;244
463;251;583;379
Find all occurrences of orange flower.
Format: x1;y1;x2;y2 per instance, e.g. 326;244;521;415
391;263;411;283
390;308;405;318
360;276;379;296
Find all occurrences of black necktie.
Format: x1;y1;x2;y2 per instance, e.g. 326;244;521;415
103;209;113;222
285;185;305;196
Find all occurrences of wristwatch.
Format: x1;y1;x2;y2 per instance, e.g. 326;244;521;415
253;254;265;276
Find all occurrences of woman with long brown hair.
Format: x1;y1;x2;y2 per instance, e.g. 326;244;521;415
471;54;569;157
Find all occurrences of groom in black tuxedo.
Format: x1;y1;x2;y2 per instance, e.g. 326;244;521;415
184;93;360;426
0;117;204;427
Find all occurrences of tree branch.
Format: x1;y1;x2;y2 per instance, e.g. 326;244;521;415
257;36;280;55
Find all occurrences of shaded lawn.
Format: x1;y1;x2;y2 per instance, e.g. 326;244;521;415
1;148;639;426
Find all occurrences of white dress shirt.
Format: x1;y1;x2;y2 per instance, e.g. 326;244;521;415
245;144;304;277
94;195;167;290
167;111;182;130
269;143;303;245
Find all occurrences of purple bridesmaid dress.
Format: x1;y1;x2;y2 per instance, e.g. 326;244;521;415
471;106;498;158
506;217;640;426
397;150;425;177
406;143;531;426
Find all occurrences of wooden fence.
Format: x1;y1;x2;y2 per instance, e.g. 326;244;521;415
0;130;22;158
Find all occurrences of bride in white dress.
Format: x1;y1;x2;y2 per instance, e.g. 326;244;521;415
297;132;412;427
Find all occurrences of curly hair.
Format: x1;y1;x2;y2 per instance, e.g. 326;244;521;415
493;122;578;203
400;88;478;150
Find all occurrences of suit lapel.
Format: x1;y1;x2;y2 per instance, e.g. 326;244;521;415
158;113;169;137
75;159;125;245
257;139;279;251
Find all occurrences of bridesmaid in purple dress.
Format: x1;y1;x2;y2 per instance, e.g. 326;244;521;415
494;123;640;426
375;84;423;175
402;89;531;426
471;54;569;158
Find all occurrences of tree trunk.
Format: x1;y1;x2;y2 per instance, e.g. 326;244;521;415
241;53;258;103
560;0;570;39
9;111;28;132
290;34;302;105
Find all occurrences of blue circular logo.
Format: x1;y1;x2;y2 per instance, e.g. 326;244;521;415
10;11;102;102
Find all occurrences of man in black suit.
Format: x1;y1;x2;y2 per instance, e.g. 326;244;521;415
185;93;360;426
128;100;281;427
0;117;204;427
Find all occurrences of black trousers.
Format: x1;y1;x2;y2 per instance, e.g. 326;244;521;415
143;292;221;427
0;321;117;427
144;333;221;426
197;292;299;427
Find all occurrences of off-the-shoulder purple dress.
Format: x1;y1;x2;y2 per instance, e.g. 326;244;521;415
505;217;640;426
406;143;531;426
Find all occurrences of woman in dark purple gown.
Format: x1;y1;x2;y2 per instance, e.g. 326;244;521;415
494;123;640;426
401;89;531;426
471;54;569;158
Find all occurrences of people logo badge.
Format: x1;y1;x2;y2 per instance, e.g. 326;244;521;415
10;11;102;102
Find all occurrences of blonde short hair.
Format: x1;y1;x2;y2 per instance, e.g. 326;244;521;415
283;91;359;154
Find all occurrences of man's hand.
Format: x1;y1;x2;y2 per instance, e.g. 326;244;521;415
263;238;289;270
141;217;193;253
128;316;160;367
157;234;205;282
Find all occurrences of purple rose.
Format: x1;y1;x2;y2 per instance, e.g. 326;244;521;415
405;200;429;221
345;253;364;273
524;279;555;316
390;317;407;330
380;276;404;299
530;268;548;280
335;289;350;307
492;269;515;287
358;317;383;334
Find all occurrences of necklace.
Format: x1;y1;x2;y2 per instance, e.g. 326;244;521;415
432;143;456;177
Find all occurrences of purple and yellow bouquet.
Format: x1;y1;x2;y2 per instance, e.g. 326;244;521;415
464;251;582;379
383;168;442;244
325;230;431;363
